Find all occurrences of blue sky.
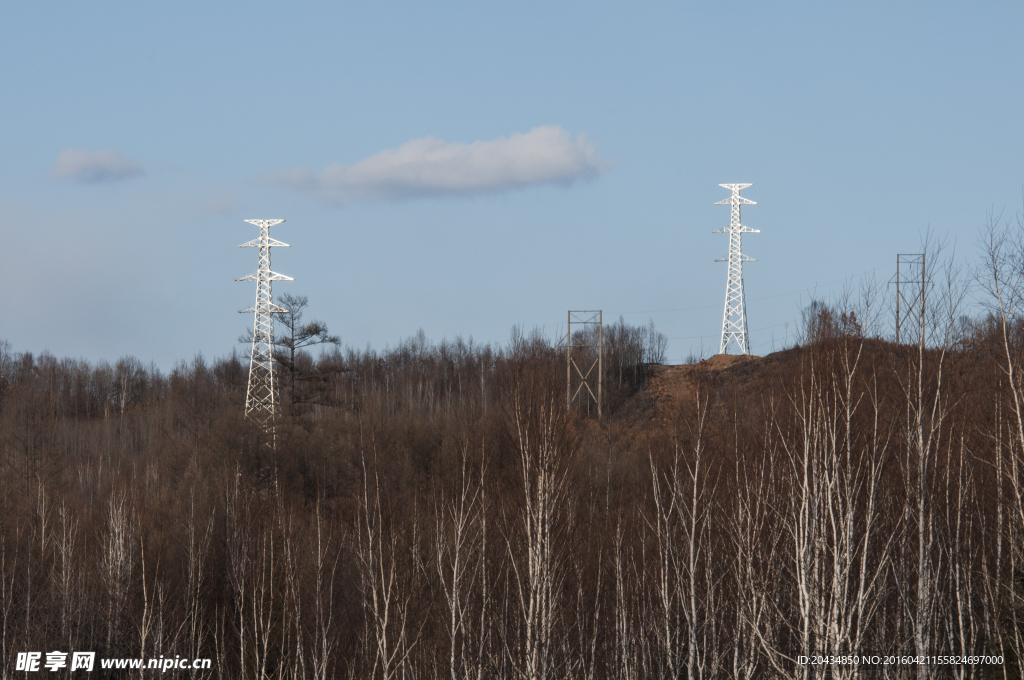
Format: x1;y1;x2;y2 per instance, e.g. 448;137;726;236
2;1;1022;367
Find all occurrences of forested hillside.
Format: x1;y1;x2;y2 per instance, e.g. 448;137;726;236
3;243;1024;679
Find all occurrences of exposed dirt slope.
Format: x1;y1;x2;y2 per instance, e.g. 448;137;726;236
604;349;809;437
646;353;762;409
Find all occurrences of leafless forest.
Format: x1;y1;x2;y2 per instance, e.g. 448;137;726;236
4;229;1024;679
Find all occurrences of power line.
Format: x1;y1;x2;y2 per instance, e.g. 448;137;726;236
608;265;886;317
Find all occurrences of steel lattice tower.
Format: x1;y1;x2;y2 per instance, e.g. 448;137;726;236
566;310;603;417
894;253;926;345
236;219;293;428
714;184;759;355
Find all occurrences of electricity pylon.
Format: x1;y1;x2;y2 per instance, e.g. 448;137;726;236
894;253;926;345
714;184;759;355
236;219;292;431
566;310;603;417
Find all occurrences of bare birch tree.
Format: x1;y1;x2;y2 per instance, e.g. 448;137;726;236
434;443;483;680
646;390;720;680
101;491;135;655
502;332;577;680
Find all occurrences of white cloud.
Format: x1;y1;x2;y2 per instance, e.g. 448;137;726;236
54;147;144;183
271;125;609;203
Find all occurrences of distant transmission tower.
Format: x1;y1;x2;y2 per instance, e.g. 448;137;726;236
236;219;292;430
566;310;602;417
894;253;926;345
714;184;759;355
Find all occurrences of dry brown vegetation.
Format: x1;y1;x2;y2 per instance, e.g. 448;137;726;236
5;233;1024;679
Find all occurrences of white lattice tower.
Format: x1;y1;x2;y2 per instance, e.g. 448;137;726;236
714;184;759;355
236;219;293;428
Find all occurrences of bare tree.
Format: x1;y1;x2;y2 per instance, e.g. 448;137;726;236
180;486;214;672
781;293;895;679
52;500;78;654
434;442;483;680
647;390;720;680
357;446;419;680
502;330;578;680
101;492;135;654
976;209;1024;667
730;414;786;679
308;498;340;680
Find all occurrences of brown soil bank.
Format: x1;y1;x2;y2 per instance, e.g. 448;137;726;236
646;352;763;411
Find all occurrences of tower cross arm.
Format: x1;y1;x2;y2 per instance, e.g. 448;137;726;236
239;237;290;248
715;197;756;206
238;303;289;314
234;271;294;282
